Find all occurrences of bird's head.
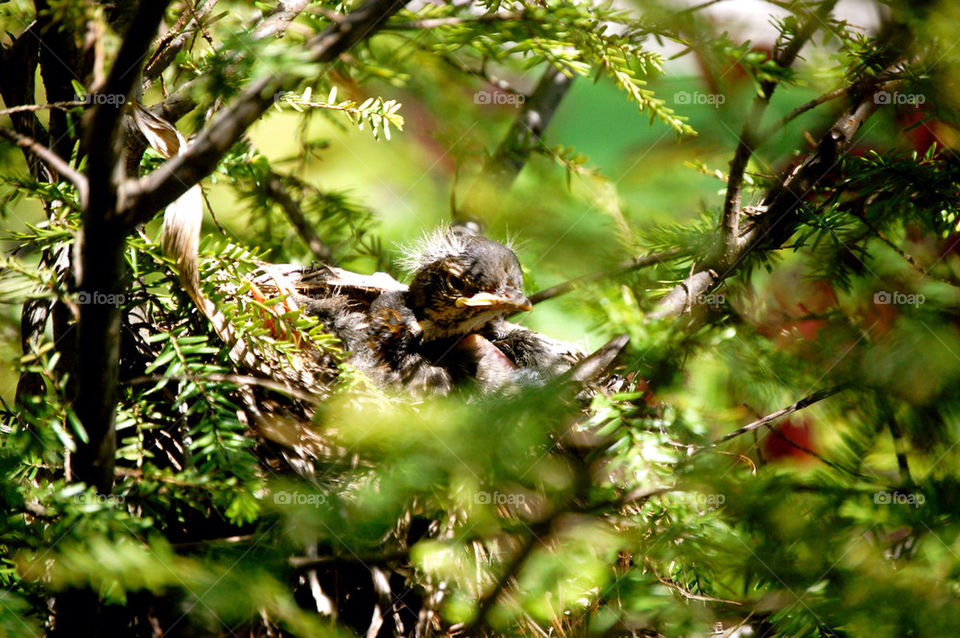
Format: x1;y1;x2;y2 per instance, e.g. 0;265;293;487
402;228;532;340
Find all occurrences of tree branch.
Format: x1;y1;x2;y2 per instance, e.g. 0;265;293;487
843;195;960;286
877;394;912;484
456;64;574;223
35;0;90;162
529;247;684;305
712;386;844;445
73;0;174;497
143;0;220;85
760;84;852;140
288;550;409;571
386;12;524;31
650;566;741;605
251;0;311;39
0;100;86;116
720;2;837;256
263;170;335;262
121;0;409;226
463;518;552;635
652;82;886;319
0;126;88;204
487;64;574;181
85;0;172;208
0;20;49;178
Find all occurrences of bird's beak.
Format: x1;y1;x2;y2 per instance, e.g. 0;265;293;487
455;289;532;312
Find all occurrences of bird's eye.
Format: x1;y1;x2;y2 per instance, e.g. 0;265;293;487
446;272;465;291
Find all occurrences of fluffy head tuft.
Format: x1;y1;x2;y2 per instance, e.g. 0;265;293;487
397;225;474;274
397;225;521;275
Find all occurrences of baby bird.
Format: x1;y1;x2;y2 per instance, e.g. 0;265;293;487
276;226;585;394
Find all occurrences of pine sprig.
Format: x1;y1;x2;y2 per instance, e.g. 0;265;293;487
273;86;405;141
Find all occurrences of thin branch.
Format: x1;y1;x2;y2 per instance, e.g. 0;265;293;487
648;564;742;605
761;418;866;478
529;247;684;305
720;2;837;253
386;12;524;30
289;550;409;571
845;198;960;286
143;0;220;84
712;386;844;445
877;395;912;484
171;535;256;551
0;126;88;204
0;100;86;116
456;64;574;223
753;95;882;252
34;3;88;163
263;170;335;262
0;20;46;175
463;519;551;635
652;80;888;318
462;472;597;635
761;84;852;139
677;0;727;15
251;0;311;39
124;372;318;404
488;64;573;180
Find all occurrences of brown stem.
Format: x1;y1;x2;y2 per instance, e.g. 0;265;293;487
761;84;852;139
121;0;409;226
73;0;174;496
487;64;573;180
456;64;574;224
877;395;912;484
0;127;88;204
251;0;311;39
529;247;684;305
263;170;335;262
712;386;844;445
652;84;885;319
462;519;552;635
143;0;220;84
387;12;525;31
720;2;837;256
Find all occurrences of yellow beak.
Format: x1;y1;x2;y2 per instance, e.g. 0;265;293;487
455;290;532;312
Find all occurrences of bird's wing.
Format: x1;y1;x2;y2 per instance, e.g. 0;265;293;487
482;322;629;391
250;264;407;306
483;320;584;378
